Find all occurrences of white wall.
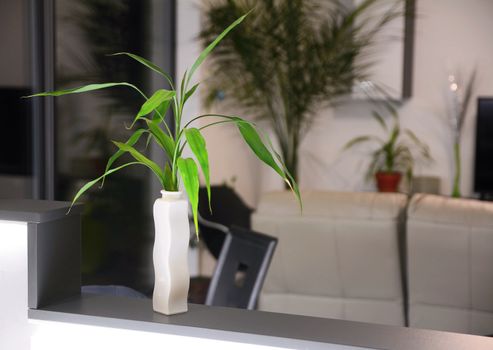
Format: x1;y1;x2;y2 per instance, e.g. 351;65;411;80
178;0;493;207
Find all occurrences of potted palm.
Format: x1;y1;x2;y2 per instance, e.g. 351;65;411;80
344;105;431;192
29;14;300;315
201;0;403;183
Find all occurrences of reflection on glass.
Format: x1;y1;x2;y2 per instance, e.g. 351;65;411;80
0;1;33;199
55;0;153;294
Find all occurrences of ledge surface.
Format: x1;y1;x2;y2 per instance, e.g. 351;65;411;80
0;199;82;223
29;294;493;350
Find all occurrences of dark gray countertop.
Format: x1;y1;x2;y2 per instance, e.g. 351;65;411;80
28;294;493;350
0;199;82;223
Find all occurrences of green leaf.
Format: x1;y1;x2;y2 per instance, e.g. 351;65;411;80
343;136;373;150
185;128;211;212
153;99;172;123
101;129;147;187
145;119;175;158
235;119;302;207
236;121;285;179
177;157;200;237
372;111;388;131
163;163;176;191
186;12;249;89
389;125;400;146
112;141;165;187
179;69;188;107
26;82;146;99
131;89;175;128
109;52;174;88
184;83;200;105
69;162;141;212
270;146;302;210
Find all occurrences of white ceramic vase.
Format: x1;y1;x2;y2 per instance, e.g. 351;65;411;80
152;190;190;315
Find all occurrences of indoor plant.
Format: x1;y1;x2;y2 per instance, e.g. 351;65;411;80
445;69;476;198
29;14;300;315
344;104;431;192
201;0;402;183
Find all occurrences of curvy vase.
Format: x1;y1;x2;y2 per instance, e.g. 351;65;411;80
152;190;190;315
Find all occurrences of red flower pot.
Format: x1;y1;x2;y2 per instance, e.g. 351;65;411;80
375;172;402;192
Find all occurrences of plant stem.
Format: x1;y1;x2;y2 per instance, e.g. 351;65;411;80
452;141;461;198
281;134;298;188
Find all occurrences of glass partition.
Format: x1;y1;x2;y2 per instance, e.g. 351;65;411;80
53;0;174;294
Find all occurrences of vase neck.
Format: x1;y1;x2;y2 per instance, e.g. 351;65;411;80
160;190;183;200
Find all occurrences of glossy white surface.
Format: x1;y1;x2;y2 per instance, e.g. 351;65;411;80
152;191;190;315
0;220;29;350
30;319;293;350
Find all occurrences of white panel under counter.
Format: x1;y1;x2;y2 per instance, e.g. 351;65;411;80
0;220;29;350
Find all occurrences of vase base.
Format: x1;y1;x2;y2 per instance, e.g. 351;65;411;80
152;302;188;316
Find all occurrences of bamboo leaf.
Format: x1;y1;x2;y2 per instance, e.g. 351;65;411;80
152;99;172;123
112;141;165;187
184;128;211;212
70;162;141;212
131;89;175;128
270;146;302;210
179;69;188;107
109;52;175;88
26;82;146;98
186;114;301;208
186;12;249;88
184;83;200;105
236;121;285;179
163;163;176;191
177;157;200;237
101;128;147;187
145;119;175;158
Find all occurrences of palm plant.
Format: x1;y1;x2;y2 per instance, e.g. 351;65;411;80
29;14;300;235
344;104;431;189
201;0;403;182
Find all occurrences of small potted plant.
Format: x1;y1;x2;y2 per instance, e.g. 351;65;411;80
29;13;300;315
344;104;431;192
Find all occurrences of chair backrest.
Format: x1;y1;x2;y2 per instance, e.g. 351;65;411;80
198;185;253;259
205;226;278;310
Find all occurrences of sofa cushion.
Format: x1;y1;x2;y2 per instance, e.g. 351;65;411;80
253;191;408;326
407;194;493;334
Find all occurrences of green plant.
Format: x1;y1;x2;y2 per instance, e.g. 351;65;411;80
344;105;431;184
28;14;300;235
445;69;476;198
201;0;403;182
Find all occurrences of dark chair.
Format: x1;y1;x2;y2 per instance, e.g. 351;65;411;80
198;185;253;259
205;226;277;310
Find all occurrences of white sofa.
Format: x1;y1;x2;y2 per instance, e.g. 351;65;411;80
252;191;408;326
407;194;493;335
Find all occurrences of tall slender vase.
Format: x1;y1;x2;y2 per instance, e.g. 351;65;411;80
152;190;190;315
